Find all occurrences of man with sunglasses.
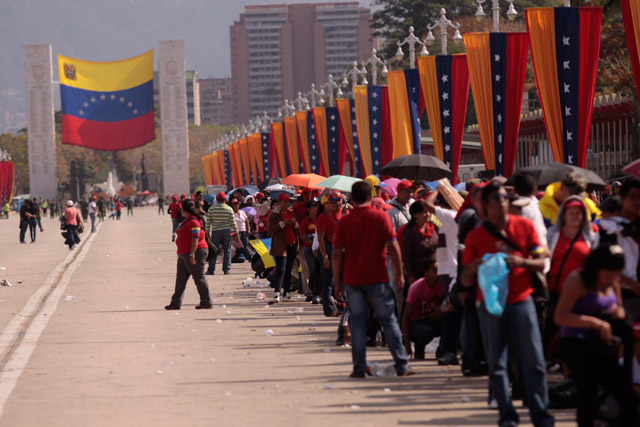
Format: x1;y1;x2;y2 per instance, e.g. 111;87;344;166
461;181;553;427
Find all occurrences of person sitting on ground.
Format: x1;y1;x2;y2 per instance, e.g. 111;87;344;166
555;244;638;426
539;172;601;227
402;259;445;360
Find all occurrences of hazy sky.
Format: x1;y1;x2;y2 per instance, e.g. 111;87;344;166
0;0;375;123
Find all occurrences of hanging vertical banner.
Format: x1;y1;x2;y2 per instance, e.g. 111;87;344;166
388;69;422;159
207;153;216;185
249;133;264;183
284;117;301;175
417;54;470;182
232;141;245;186
215;150;225;185
336;98;358;176
239;137;253;185
224;148;232;190
526;7;602;168
296;111;312;173
202;155;212;186
0;161;14;204
271;122;287;178
381;86;394;168
325;106;341;176
312;107;330;176
622;0;640;102
349;99;362;177
261;133;272;179
354;86;372;177
464;32;528;177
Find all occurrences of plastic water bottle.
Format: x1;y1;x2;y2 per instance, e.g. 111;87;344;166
368;362;397;377
375;330;383;348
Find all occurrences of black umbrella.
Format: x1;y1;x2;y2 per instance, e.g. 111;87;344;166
380;154;452;181
258;177;281;191
507;162;606;190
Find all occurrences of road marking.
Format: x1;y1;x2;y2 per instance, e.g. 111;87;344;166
0;224;101;416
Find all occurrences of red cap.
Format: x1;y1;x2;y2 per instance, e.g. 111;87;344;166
231;199;240;205
327;191;342;202
172;195;178;201
216;192;227;201
396;180;416;191
180;193;186;198
256;192;265;199
278;193;291;202
564;199;585;210
371;197;392;211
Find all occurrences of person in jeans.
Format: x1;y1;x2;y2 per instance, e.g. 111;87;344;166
165;199;212;310
205;192;239;275
555;244;638;426
317;191;343;316
333;181;413;378
63;200;84;250
461;181;553;427
231;200;252;261
88;197;98;233
268;193;299;302
300;198;320;301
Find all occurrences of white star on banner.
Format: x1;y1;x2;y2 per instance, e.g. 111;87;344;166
565;106;571;116
133;109;138;114
564;83;570;93
444;126;450;134
374;160;379;166
372;92;378;98
100;94;106;100
78;110;84;115
498;134;502;144
441;74;449;83
496;95;502;102
312;155;316;160
128;102;133;108
445;144;450;152
312;165;317;171
373;132;378;139
311;135;315;140
567;131;573;141
331;137;335;142
497;114;502;123
353;144;358;150
568;155;573;164
372;119;378;125
351;107;356;113
352;132;357;137
442;92;449;101
563;61;570;70
494;54;501;62
83;102;89;108
446;161;450;167
312;145;316;150
495;74;501;82
263;151;268;156
372;106;378;112
498;154;503;163
311;124;315;129
119;97;125;102
110;94;116;100
373;146;379;152
331;126;335;132
443;109;450;117
563;36;570;46
90;97;96;103
352;120;356;125
330;115;335;120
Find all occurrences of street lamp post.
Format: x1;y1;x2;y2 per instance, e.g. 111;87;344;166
293;91;308;111
342;61;361;88
361;48;388;86
426;9;463;55
305;84;324;108
0;149;10;161
261;111;271;132
396;26;429;69
321;74;342;106
474;0;517;33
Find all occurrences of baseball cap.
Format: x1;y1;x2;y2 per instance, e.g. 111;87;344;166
172;195;178;201
612;181;622;188
278;193;291;202
396;180;416;191
564;199;585;210
371;197;392;211
326;191;342;202
255;192;265;199
180;193;186;198
66;200;74;206
216;192;227;201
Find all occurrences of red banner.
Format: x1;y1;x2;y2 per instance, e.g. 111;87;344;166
0;161;14;204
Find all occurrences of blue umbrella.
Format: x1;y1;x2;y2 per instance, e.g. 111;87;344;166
268;189;295;200
203;194;215;204
227;185;260;198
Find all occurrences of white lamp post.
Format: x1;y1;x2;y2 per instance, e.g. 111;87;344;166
426;9;463;55
321;74;341;106
474;0;517;33
293;92;308;111
305;84;324;108
396;26;429;69
361;48;388;86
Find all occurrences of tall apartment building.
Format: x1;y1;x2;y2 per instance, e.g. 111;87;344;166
199;77;234;126
230;2;372;124
153;70;201;125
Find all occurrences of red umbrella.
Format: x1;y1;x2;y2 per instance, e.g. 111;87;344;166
622;158;640;177
280;173;326;188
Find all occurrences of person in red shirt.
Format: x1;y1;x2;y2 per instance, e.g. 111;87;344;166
168;196;181;241
268;193;299;302
461;181;553;426
316;191;343;316
299;198;320;301
115;199;122;220
333;181;412;377
165;199;212;310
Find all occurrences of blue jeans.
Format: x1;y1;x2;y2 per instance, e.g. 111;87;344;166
410;318;441;356
89;212;96;232
345;283;409;375
237;231;252;260
28;218;37;242
320;243;336;316
209;229;231;273
172;218;179;236
65;224;78;248
273;243;297;295
303;247;320;296
478;297;554;427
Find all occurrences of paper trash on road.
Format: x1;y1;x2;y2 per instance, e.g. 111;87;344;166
1;280;12;287
264;329;274;336
64;295;75;300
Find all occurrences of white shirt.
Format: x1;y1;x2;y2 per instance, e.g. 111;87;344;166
521;196;547;243
234;210;248;232
88;201;97;214
312;231;319;251
434;206;459;279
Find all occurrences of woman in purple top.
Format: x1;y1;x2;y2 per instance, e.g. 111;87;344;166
554;244;637;426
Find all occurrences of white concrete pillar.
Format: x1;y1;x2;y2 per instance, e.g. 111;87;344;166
25;45;57;199
158;40;190;196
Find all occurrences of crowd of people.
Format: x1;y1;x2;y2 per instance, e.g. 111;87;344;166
161;171;640;426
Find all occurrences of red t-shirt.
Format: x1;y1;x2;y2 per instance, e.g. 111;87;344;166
299;216;316;248
292;202;307;221
175;217;208;255
333;205;396;286
462;215;543;304
548;233;590;293
280;210;297;245
116;201;121;211
169;201;181;219
406;278;444;322
316;210;342;245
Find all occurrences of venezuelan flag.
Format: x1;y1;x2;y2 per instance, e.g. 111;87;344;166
299;111;321;174
527;7;602;168
623;0;640;103
239;137;253;185
417;55;470;182
58;50;155;151
202;155;212;186
336;98;361;177
464;33;528;177
0;161;14;204
354;86;383;176
388;69;422;159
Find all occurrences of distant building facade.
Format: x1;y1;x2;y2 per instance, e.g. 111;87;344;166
230;2;373;123
199;76;233;126
153;70;201;125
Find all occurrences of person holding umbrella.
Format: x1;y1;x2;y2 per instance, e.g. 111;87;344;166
268;193;299;303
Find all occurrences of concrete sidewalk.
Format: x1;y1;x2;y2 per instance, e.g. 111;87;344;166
0;207;575;426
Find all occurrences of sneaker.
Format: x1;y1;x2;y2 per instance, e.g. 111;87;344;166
397;367;417;377
195;304;213;309
305;295;313;302
437;352;459;366
462;366;486;377
488;399;499;409
224;271;230;275
349;371;365;378
171;235;175;242
205;271;214;275
311;296;321;305
273;293;280;303
164;304;180;310
281;294;292;302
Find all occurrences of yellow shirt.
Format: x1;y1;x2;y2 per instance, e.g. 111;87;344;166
539;182;601;226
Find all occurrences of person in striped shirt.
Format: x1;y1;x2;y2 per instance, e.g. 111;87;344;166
206;192;239;275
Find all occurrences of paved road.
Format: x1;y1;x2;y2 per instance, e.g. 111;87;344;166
0;208;575;426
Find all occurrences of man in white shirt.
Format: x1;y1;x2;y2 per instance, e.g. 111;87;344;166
88;197;98;233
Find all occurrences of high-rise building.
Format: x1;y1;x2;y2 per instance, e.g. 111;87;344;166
199;77;234;126
153;70;201;125
230;2;372;124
